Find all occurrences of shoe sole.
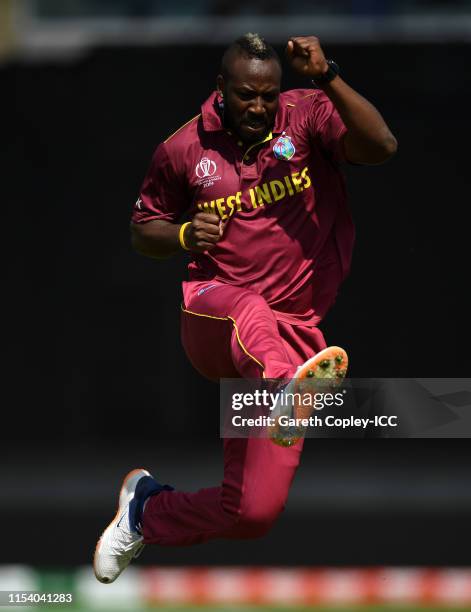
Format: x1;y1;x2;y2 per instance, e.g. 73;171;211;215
93;468;150;584
294;345;348;419
270;346;348;447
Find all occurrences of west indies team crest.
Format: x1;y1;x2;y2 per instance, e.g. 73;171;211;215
273;132;295;161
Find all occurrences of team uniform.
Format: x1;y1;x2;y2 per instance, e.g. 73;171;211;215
125;89;355;547
95;88;354;581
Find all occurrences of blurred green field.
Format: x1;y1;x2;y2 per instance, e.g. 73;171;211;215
3;566;470;612
31;607;471;612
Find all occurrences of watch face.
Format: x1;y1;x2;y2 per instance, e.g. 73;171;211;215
326;60;340;79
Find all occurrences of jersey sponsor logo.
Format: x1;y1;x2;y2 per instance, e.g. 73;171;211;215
196;157;217;179
273;132;296;161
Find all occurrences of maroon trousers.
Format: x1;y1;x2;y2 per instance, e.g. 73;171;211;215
142;282;327;546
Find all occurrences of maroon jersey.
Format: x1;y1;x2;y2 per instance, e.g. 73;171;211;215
132;89;355;325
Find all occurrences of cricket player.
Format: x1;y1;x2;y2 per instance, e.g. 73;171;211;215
94;33;397;583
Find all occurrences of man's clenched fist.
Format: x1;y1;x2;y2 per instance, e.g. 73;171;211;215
286;36;329;79
183;212;223;253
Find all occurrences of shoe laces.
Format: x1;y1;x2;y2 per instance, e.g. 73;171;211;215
110;514;145;561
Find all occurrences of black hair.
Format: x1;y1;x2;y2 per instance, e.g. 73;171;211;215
220;33;281;80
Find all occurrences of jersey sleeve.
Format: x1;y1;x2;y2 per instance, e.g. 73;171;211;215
307;92;347;163
131;141;188;224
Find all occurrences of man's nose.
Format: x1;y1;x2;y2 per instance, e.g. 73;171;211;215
249;97;265;115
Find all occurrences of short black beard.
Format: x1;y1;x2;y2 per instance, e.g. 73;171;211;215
218;97;270;144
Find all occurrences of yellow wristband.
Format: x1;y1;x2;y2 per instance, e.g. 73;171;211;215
179;222;191;251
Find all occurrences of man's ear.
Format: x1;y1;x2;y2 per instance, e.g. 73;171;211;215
216;74;224;97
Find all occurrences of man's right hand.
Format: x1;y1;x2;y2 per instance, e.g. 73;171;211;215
183;212;223;253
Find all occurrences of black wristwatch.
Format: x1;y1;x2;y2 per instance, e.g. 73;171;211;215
311;60;340;86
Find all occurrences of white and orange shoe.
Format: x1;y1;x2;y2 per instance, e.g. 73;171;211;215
270;346;348;447
94;468;173;584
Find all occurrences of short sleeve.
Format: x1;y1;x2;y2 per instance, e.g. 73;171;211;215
131;141;188;224
307;92;347;163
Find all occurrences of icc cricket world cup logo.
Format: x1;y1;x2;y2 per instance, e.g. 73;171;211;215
196;157;217;179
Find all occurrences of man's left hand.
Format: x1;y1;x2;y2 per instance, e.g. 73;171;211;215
286;36;328;79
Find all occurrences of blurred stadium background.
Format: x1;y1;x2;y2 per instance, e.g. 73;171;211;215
2;0;471;609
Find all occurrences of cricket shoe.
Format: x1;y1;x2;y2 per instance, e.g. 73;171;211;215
269;346;348;447
94;468;173;584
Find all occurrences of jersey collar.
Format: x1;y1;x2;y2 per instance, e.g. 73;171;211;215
201;90;287;136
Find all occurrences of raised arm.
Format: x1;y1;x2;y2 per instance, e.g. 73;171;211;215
286;36;397;165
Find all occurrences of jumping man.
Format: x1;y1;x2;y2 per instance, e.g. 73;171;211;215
94;33;397;583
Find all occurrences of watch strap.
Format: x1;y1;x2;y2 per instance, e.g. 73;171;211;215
312;59;340;86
